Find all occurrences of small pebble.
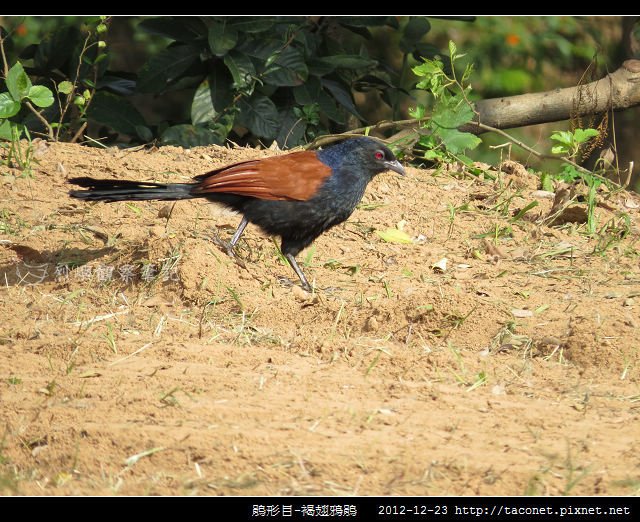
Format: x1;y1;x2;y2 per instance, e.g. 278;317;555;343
158;205;172;218
291;285;312;302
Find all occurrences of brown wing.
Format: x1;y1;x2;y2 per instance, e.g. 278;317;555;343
193;151;332;201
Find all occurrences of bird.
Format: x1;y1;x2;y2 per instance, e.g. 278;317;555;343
68;136;405;291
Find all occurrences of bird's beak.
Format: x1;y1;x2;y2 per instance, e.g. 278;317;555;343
384;159;406;176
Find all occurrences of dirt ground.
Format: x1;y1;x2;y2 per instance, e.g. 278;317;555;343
1;140;639;496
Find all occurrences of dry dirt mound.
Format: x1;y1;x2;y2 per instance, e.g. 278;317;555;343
1;141;639;495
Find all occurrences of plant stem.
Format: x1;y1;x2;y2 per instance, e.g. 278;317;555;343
70;121;88;143
473;121;614;185
57;32;93;141
0;33;9;78
25;101;54;140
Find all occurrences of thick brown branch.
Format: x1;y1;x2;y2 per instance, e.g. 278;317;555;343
462;59;640;134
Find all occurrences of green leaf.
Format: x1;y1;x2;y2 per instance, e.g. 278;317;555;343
550;131;573;147
191;65;234;127
224;51;256;90
263;46;308;87
400;16;431;52
376;228;413;244
340;25;372;40
408;104;426;119
321;79;364;121
236;96;279;139
208;22;238;57
96;75;135;96
295;78;344;124
316;55;378;70
6;62;32;101
353;74;395;93
448;40;458;58
227;17;277;33
573;128;599;144
413;60;444;78
436;127;482;154
135;125;154;142
431;97;475;128
423;149;445;161
191;79;216;125
317;93;345;124
307;58;335;77
162;74;205;93
240;38;280;60
293;76;321;105
540;172;554;192
27;85;54;108
0;119;12;140
0;92;21;118
510;201;540;222
137;45;201;94
161;124;226;148
57;81;74;95
276;108;306;149
87;91;147;136
551;145;568;155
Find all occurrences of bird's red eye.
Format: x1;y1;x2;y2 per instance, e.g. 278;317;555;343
374;150;384;160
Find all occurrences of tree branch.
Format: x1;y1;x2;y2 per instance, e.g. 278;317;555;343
463;59;640;134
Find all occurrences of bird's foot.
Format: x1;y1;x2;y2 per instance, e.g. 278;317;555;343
276;275;295;288
277;276;312;293
210;233;247;269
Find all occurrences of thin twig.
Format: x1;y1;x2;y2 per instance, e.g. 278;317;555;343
472;121;616;185
24;101;54;140
350;117;429;136
70;121;88;144
301;117;431;149
57;32;93;141
0;33;9;78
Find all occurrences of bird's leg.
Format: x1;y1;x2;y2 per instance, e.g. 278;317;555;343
228;216;249;253
212;216;248;258
285;253;312;292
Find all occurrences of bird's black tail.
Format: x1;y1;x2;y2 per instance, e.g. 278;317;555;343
68;177;198;202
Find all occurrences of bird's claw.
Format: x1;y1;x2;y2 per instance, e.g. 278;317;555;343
211;234;247;268
277;276;312;293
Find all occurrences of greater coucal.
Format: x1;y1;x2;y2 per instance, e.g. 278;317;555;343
68;137;405;291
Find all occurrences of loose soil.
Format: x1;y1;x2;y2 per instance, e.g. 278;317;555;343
1;140;639;496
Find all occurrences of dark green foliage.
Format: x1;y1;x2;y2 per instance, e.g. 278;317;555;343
1;16;470;148
135;16;402;148
87;92;147;138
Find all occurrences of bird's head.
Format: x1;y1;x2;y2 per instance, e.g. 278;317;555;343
318;137;406;179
